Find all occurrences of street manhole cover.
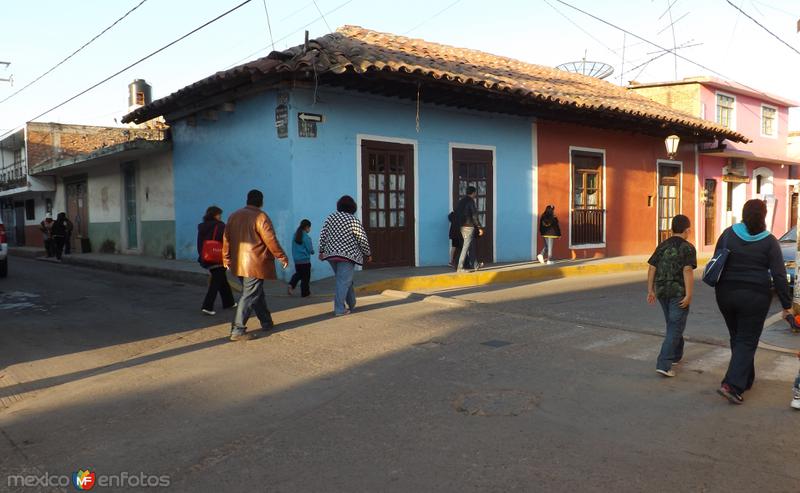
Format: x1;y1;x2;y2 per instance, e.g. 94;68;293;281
454;389;538;417
481;339;512;348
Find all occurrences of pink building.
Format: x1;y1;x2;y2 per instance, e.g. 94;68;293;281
630;77;799;253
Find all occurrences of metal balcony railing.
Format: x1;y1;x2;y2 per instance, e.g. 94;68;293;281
571;208;605;245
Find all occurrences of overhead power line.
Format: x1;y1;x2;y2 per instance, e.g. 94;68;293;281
311;0;333;33
725;0;800;56
27;0;254;123
404;0;464;36
552;0;778;102
225;0;354;69
0;0;149;106
261;0;276;52
542;0;619;56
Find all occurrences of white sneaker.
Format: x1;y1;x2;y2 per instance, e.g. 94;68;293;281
791;399;800;410
656;369;676;378
537;254;545;264
201;309;216;316
546;260;554;265
792;387;800;410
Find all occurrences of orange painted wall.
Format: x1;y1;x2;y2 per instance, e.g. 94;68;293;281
537;120;697;260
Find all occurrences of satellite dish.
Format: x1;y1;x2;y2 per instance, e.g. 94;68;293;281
556;59;614;80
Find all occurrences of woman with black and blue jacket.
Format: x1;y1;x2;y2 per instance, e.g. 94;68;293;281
713;199;791;405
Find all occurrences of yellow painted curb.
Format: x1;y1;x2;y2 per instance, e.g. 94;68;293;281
355;262;642;295
355;256;713;296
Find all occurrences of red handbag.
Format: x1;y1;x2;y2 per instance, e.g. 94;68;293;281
201;225;223;264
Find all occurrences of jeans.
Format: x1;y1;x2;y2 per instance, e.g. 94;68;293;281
540;237;555;260
231;277;273;335
657;297;688;371
64;233;71;254
457;226;475;271
329;260;356;315
203;267;235;311
715;284;771;394
289;263;312;297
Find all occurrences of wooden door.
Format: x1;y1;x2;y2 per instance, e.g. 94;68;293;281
452;148;493;264
704;179;716;245
361;140;415;268
657;164;681;242
65;180;89;252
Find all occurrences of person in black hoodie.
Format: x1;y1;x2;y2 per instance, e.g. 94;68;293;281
538;205;561;264
714;199;792;404
51;213;68;261
197;206;236;315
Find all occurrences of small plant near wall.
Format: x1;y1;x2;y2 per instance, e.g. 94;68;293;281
162;244;176;260
99;239;116;253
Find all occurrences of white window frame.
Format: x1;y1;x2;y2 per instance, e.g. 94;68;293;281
448;143;498;263
751;166;775;198
654;159;683;244
568;146;607;249
760;104;778;139
715;91;737;131
355;134;420;267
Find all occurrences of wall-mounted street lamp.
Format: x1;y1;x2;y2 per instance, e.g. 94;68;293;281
665;134;680;159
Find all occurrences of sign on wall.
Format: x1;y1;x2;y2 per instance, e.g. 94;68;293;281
275;91;289;139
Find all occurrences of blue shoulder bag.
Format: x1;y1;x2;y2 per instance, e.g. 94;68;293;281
702;230;730;287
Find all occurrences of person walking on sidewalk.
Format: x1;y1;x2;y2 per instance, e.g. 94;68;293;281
63;215;73;255
51;213;68;261
647;214;697;378
537;205;561;264
713;199;791;404
40;214;54;257
318;195;371;316
223;190;289;341
288;219;314;297
454;186;483;272
197;206;236;316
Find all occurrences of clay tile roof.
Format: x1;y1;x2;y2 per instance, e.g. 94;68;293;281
122;26;748;143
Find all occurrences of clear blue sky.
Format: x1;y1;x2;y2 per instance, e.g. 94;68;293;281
1;0;799;133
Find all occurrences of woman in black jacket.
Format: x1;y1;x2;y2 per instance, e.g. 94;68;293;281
197;206;236;315
538;205;561;264
714;199;791;404
51;212;68;261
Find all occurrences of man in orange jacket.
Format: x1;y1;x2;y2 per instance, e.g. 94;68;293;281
223;189;289;341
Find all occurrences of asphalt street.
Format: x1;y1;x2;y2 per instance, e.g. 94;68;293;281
427;270;799;351
1;259;800;492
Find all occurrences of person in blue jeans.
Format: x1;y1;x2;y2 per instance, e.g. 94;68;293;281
647;214;697;378
318;195;372;316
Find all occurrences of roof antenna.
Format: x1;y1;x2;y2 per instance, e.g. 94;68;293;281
304;30;309;53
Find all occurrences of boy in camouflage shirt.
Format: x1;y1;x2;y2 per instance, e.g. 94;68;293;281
647;214;697;377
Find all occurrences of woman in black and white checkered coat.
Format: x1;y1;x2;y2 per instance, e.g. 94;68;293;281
318;195;372;316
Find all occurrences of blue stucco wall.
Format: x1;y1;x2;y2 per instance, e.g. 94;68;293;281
171;91;294;278
171;86;534;281
290;87;534;278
